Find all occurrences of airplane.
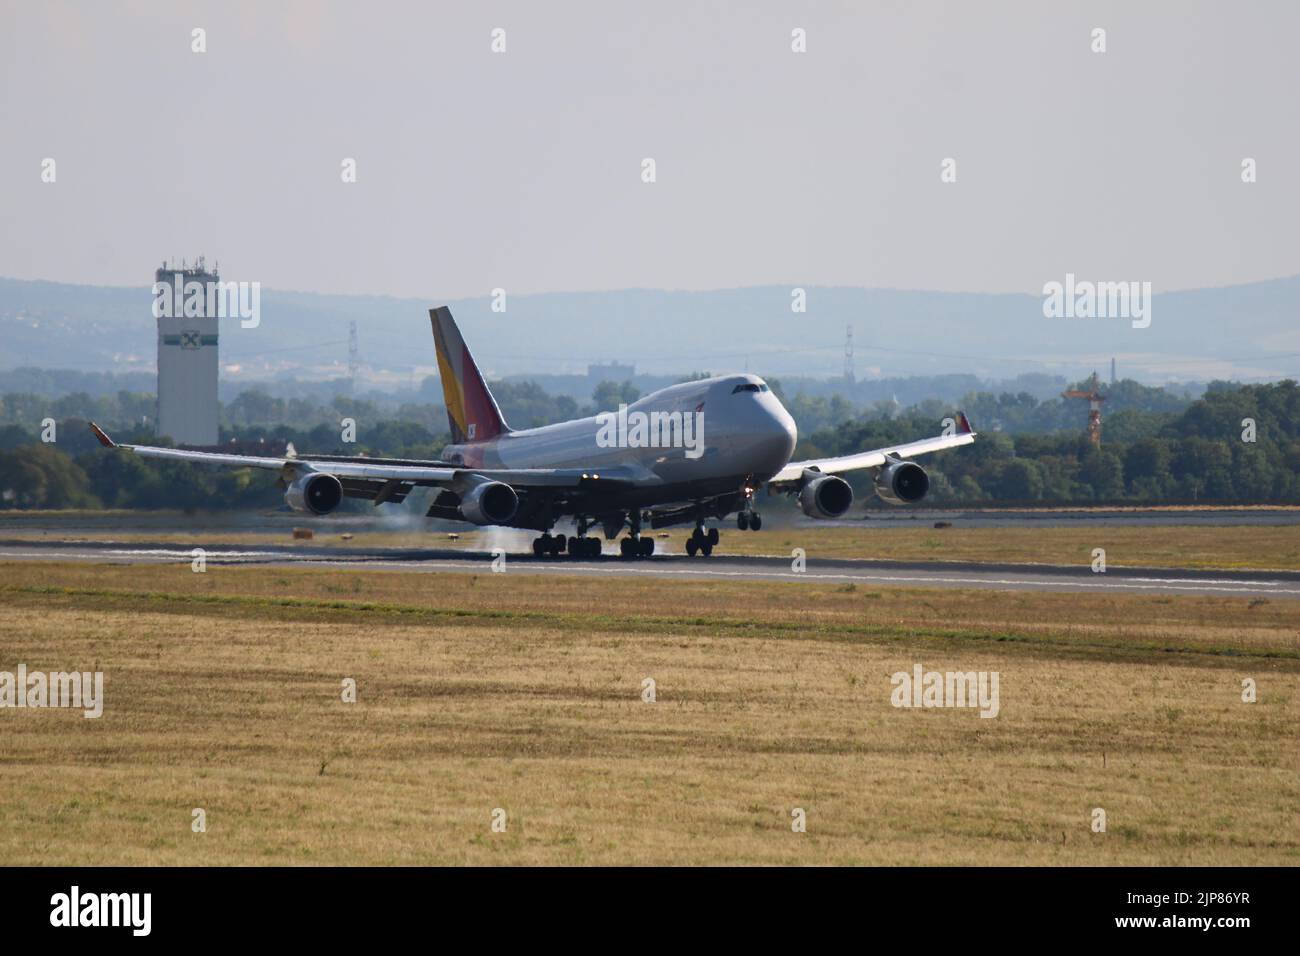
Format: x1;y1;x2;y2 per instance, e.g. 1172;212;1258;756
88;307;976;558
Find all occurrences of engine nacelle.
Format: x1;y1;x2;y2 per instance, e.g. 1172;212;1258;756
798;473;854;519
285;473;344;515
458;480;519;526
875;460;929;505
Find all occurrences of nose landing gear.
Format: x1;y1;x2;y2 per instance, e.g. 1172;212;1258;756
737;484;762;530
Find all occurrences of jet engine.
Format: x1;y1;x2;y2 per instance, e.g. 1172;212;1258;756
285;473;344;515
875;460;929;505
458;480;519;526
798;473;854;519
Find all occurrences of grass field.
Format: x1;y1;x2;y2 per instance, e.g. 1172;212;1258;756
1;561;1296;865
4;521;1300;570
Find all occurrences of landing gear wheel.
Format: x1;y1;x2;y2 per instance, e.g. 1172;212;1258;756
639;536;654;557
619;537;635;558
567;535;594;558
706;527;719;546
749;513;761;531
700;540;713;557
532;536;547;557
686;538;698;557
737;512;750;531
552;534;567;555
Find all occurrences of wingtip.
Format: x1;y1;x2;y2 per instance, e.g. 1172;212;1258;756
88;421;116;448
956;411;974;435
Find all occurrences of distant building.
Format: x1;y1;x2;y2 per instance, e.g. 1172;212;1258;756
587;361;635;383
155;257;220;446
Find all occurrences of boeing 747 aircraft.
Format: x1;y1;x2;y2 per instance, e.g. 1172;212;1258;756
89;307;975;557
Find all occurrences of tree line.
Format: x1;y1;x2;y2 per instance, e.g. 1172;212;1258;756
0;379;1295;510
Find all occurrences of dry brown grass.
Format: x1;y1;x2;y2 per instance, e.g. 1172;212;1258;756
0;562;1296;865
722;523;1300;570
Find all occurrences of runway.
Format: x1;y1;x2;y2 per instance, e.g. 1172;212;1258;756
3;537;1299;598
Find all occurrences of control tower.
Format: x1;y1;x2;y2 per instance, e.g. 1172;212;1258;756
155;256;220;446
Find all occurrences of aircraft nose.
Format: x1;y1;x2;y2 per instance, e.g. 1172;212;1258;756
773;403;797;457
754;400;797;471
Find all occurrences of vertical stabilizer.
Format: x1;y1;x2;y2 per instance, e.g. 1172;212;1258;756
429;307;510;443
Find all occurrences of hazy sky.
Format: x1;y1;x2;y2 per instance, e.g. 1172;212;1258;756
2;0;1297;300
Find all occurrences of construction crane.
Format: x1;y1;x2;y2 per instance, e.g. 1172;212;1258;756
1062;372;1107;446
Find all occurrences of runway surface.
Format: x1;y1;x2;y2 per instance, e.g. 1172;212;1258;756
3;537;1299;598
2;506;1298;535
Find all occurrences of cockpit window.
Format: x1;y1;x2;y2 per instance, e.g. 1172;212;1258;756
731;383;769;394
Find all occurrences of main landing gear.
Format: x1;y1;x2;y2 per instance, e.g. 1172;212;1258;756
532;533;567;557
685;524;719;557
533;531;603;558
619;536;655;558
618;509;654;559
560;516;602;559
529;516;614;559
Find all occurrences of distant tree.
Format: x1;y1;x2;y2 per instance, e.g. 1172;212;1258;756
0;424;35;451
1123;438;1172;496
1170;437;1234;499
590;380;641;412
993;458;1045;501
490;380;579;428
0;445;98;509
1076;447;1125;500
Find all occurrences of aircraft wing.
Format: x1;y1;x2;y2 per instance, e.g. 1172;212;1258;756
768;412;976;486
87;422;643;507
